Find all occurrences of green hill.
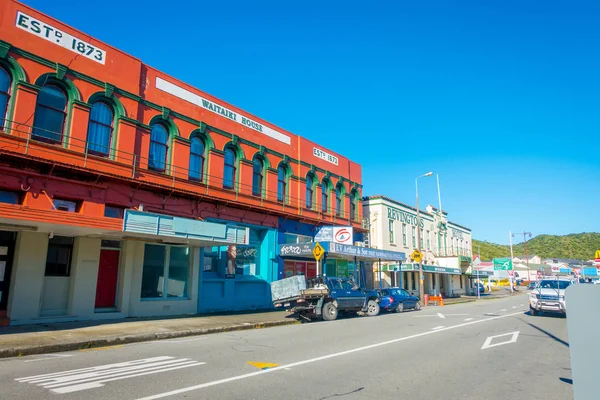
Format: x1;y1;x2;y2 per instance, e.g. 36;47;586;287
473;232;600;261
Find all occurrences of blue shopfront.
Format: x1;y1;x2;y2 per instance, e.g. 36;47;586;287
198;219;279;313
278;241;406;290
277;219;319;280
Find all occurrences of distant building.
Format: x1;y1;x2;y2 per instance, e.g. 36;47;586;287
513;255;542;264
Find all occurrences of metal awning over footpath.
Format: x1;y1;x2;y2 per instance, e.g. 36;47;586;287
278;242;406;262
122;210;249;247
383;263;462;275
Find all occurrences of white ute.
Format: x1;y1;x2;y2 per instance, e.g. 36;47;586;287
529;276;574;316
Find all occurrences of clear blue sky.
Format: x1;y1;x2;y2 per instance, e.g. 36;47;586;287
22;0;599;244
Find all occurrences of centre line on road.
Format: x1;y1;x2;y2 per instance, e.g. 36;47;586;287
135;310;525;400
464;318;474;321
432;326;445;330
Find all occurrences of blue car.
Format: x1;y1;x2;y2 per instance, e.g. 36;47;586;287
376;288;421;313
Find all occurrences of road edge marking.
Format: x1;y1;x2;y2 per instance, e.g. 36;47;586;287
135;310;526;400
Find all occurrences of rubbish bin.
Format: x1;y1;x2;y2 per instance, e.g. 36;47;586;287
423;294;429;306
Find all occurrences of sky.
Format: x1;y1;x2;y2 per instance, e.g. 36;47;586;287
21;0;599;244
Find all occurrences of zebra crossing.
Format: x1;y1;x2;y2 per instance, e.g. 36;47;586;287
15;356;205;394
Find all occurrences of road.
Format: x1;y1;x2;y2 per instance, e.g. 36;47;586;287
0;295;572;400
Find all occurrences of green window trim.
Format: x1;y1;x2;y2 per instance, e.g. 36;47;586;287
86;92;126;160
148;114;179;175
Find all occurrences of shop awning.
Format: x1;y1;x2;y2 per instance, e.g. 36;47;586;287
396;263;462;275
278;242;406;262
123;210;249;247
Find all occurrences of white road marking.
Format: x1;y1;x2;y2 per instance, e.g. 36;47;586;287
24;354;73;363
437;313;446;319
500;309;508;312
16;356;205;394
413;315;438;318
135;311;524;400
520;304;524;306
481;331;520;350
432;326;445;330
512;306;517;309
464;318;474;321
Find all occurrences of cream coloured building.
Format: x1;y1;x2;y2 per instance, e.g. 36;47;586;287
363;195;473;297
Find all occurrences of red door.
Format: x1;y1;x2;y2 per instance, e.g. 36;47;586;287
95;249;120;308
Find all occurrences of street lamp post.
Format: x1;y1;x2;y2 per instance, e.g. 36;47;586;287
416;171;433;303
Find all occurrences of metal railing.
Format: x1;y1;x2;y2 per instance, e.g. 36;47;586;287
0;120;362;224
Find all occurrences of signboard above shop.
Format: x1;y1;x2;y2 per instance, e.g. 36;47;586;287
314;226;353;245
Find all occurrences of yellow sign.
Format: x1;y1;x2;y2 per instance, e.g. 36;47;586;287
411;250;423;263
248;362;280;370
313;242;325;261
595;250;600;259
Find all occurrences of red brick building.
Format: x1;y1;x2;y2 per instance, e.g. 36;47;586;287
0;1;363;325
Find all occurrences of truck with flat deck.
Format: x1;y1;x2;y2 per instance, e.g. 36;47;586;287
271;275;380;322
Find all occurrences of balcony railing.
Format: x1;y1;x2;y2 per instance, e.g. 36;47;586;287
0;121;362;226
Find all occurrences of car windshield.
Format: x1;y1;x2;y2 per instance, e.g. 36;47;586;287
538;280;571;290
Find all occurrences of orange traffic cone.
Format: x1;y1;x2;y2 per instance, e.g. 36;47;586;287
439;297;444;306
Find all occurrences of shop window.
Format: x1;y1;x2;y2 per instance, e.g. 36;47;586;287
203;244;261;277
32;84;67;144
252;157;263;196
0;67;11;130
223;147;236;189
0;190;20;205
389;220;395;244
86;101;114;156
277;165;287;203
104;205;125;218
283;233;312;244
411;272;416;290
101;239;121;248
189;136;205;181
141;244;190;299
45;236;73;277
305;174;314;209
149;123;168;172
53;198;78;212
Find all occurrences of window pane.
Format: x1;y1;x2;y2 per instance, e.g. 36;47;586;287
167;247;190;298
104;205;124;218
223;165;235;188
189;154;202;180
87;102;113;155
0;68;9;130
252;159;262;196
322;188;328;212
0;68;9;93
191;137;204;154
38;85;67;109
224;148;235;165
150;124;168;143
32;105;65;142
0;190;19;204
45;236;73;277
141;244;166;298
149;142;167;171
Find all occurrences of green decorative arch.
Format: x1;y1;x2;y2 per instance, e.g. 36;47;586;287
0;56;27;132
87;92;126;159
33;72;81;147
148;114;179;174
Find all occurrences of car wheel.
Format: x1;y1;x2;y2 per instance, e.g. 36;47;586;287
322;302;338;321
396;302;404;313
530;306;538;316
415;301;422;311
366;300;380;316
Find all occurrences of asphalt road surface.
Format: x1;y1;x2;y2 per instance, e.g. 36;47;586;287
0;295;572;400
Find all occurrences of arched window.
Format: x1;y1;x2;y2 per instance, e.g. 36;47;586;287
223;147;236;189
277;165;287;203
305;174;314;209
0;67;11;130
335;185;343;217
350;190;357;220
86;101;114;156
148;123;168;172
189;136;205;181
252;157;263;196
32;84;67;143
321;179;329;213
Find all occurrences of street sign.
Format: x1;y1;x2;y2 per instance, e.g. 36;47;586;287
493;257;513;271
410;250;423;263
313;242;325;261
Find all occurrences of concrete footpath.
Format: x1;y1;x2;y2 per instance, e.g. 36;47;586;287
0;291;526;359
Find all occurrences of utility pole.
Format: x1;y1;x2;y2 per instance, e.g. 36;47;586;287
509;231;514;293
416;172;433;303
